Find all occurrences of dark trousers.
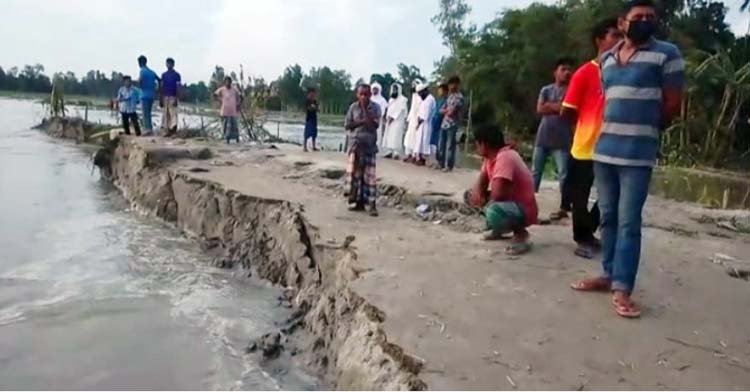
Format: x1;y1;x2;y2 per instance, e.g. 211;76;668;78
121;112;141;136
567;157;599;244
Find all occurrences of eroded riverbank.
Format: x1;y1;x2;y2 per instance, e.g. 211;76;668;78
40;113;750;389
0;100;317;390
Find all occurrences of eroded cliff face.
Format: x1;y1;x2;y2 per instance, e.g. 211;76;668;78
100;137;426;390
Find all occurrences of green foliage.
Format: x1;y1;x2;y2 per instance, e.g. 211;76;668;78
276;64;306;110
433;0;750;168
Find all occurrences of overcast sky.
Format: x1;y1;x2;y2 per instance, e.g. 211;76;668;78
0;0;747;84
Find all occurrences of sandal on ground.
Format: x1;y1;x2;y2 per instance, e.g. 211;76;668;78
549;210;569;221
505;241;532;255
574;244;597;259
612;295;641;318
482;230;511;241
348;203;365;212
368;208;379;217
570;277;611;292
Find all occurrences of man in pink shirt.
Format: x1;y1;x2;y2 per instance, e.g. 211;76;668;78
213;76;243;143
466;123;538;255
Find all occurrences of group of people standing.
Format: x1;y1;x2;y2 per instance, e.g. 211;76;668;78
115;55;182;137
341;77;465;217
465;0;684;318
379;77;465;171
337;0;681;319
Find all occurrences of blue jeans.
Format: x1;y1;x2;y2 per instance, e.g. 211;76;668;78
594;162;653;294
437;126;458;169
531;146;570;210
141;98;154;132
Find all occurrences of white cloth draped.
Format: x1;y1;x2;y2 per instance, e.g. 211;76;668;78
371;82;388;146
383;83;407;156
413;94;436;157
404;92;422;155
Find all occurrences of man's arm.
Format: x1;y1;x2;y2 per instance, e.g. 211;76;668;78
488;177;513;203
344;106;361;131
661;47;686;128
536;87;559;115
468;170;490;207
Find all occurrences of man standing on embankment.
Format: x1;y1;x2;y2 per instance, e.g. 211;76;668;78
160;57;181;137
137;55;160;136
561;18;623;259
572;0;685;318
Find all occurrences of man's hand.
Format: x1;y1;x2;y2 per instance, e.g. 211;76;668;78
467;189;486;208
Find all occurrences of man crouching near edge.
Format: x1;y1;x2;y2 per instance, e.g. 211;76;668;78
465;123;539;255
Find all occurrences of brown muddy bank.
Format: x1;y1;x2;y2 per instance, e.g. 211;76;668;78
43;120;426;389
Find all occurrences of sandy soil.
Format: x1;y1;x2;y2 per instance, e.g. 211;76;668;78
134;137;750;390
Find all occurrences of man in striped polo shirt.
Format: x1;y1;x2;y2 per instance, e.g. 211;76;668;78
571;0;684;318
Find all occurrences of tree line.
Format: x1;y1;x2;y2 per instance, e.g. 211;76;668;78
0;61;427;116
431;0;750;168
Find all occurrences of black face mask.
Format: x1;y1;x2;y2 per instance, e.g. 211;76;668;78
391;92;398;98
626;20;656;44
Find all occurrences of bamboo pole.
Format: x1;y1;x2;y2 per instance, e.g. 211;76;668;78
464;89;473;152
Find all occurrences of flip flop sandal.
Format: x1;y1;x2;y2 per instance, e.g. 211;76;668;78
482;230;512;241
549;211;569;221
505;241;532;255
570;277;611;292
574;245;595;259
612;296;641;318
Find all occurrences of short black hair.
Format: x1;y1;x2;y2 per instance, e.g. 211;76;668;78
138;55;147;65
622;0;656;16
438;83;449;90
224;76;232;82
307;87;316;93
473;123;506;149
448;75;461;85
591;18;619;47
166;57;175;65
123;75;132;81
555;57;574;69
357;83;371;91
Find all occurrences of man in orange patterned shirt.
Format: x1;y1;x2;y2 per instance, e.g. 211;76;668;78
561;18;623;259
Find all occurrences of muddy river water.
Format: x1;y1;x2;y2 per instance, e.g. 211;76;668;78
0;98;318;389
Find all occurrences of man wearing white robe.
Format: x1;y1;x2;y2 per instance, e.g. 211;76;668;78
382;83;407;159
403;79;423;162
412;83;436;166
371;82;388;146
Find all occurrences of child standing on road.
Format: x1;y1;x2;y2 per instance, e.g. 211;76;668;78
117;76;142;136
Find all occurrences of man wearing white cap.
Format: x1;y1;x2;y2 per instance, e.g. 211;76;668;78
403;80;423;163
412;83;436;166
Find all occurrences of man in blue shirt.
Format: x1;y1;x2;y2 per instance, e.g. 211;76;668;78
160;57;181;136
137;55;160;136
571;0;685;318
117;75;141;136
